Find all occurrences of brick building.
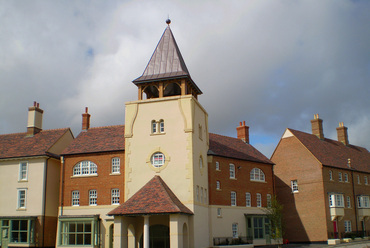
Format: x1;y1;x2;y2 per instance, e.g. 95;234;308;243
272;114;370;243
0;102;74;248
56;108;125;248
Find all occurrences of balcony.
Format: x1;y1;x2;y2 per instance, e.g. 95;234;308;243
358;208;370;221
330;207;344;221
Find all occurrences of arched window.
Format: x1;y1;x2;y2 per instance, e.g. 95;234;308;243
159;119;165;133
250;168;265;182
152;120;157;133
73;161;97;176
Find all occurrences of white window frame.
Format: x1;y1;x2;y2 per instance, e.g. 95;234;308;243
89;190;97;206
329;170;333;181
232;223;238;238
357;175;361;184
151;152;165;168
267;194;272;207
365;176;368;185
344;220;352;233
17;188;27;209
72;190;80;206
344;173;348;182
151;120;157;133
246;192;251;207
73;161;97;176
256;193;262;207
216;181;221;190
215;161;220;171
250;168;265;182
338;172;343;182
111;189;120;205
159;119;164;133
217;208;222;217
357;196;370;208
230;164;235;179
19;162;28;181
231;191;237;206
291;180;299;193
329;194;344;208
111;157;120;174
346;196;351;208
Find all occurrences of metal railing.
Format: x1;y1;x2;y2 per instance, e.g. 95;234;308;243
213;236;253;246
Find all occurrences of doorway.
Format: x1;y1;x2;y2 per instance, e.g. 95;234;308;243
1;227;9;248
139;225;169;248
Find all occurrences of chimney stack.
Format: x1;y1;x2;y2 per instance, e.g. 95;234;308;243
311;114;324;140
336;122;349;145
237;121;249;144
27;101;43;136
82;107;90;131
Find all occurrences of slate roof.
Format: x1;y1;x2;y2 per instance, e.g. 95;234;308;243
288;128;370;173
208;133;274;165
108;175;193;216
0;128;71;159
133;26;202;94
62;125;125;155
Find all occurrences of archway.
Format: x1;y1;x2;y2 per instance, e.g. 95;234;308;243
109;224;114;248
139;225;169;248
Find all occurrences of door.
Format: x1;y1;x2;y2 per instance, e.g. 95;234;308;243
333;220;338;239
1;227;9;248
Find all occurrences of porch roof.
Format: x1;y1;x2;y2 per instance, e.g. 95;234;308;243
108;175;193;216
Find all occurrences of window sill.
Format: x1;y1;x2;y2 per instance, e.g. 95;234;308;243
230;177;237;180
150;132;166;136
18;179;28;182
16;208;27;211
109;172;121;176
71;174;98;178
216;189;222;191
250;179;266;183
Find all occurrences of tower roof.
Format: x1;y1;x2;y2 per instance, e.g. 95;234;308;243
133;23;202;95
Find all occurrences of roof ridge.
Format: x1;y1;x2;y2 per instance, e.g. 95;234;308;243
155;176;182;212
0;127;70;136
88;124;125;129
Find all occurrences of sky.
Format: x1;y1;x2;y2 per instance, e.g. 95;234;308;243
1;0;369;158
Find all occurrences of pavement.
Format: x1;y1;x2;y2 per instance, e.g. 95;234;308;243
259;240;370;248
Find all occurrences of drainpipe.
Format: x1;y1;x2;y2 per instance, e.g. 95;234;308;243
60;156;65;216
42;158;50;248
350;169;359;233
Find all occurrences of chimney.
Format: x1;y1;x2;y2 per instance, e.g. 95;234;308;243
27;101;43;136
237;121;249;144
311;114;324;139
82;107;90;131
336;122;349;145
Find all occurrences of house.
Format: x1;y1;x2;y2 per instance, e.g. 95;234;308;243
272;114;370;243
56;108;125;248
0;102;74;248
107;20;275;248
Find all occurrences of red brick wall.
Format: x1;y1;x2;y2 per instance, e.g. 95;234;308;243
272;136;328;242
208;156;274;207
60;151;124;207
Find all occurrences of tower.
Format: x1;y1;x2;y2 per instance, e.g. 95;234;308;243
111;20;210;248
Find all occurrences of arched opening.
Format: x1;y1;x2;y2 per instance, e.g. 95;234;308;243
128;224;135;248
164;82;181;97
183;223;189;248
144;85;159;99
139;225;169;248
109;224;114;248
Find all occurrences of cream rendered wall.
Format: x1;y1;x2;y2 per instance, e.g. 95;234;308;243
0;157;46;216
47;130;74;155
125;94;210;247
45;158;62;217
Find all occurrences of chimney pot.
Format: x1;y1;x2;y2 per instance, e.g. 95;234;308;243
311;114;324;139
237;121;249;144
82;107;91;131
336;122;349;145
27;101;43;136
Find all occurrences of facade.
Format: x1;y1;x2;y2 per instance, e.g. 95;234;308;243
107;22;275;248
56;108;125;248
0;102;74;248
272;114;370;243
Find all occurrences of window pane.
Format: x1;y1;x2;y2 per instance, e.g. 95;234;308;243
68;234;75;245
77;223;84;232
77;234;84;244
20;220;28;230
84;234;92;245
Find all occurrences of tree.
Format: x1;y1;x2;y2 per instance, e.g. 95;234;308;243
264;195;284;248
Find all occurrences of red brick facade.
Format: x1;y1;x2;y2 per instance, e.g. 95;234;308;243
208;156;274;207
60;152;125;207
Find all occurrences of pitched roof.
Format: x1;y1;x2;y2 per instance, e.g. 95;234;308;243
0;128;71;159
133;26;202;94
108;175;193;216
208;133;274;165
288;128;370;173
62;125;124;155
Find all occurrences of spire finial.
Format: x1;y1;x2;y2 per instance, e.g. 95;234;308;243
166;17;171;26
